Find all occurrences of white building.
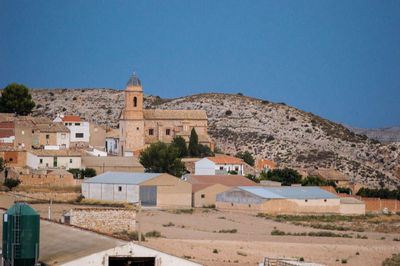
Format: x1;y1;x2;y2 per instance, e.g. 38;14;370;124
54;114;90;144
27;150;82;170
105;128;119;155
194;156;245;175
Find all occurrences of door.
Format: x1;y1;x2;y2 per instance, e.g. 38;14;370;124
140;186;157;206
53;157;57;167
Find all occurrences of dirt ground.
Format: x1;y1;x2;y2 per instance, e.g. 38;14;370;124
1;193;399;266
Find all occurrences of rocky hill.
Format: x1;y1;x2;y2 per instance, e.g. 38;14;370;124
29;88;400;189
345;125;400;143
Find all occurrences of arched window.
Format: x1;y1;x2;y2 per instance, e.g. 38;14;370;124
133;97;137;107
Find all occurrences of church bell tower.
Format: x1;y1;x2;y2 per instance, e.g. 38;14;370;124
119;73;145;156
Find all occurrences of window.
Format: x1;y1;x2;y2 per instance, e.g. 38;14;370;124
75;123;80;126
40;159;43;164
133;97;137;107
70;159;72;163
9;158;13;162
166;129;170;135
201;194;205;198
46;163;49;167
21;130;24;135
137;127;139;130
46;134;50;139
305;199;308;202
65;123;68;126
324;199;327;202
220;166;223;170
149;129;154;135
69;123;72;126
61;134;66;139
118;186;122;192
32;130;34;134
76;133;84;138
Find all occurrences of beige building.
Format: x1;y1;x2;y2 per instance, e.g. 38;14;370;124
89;123;106;150
216;186;365;215
35;122;70;149
27;150;82;170
119;73;213;156
18;169;81;187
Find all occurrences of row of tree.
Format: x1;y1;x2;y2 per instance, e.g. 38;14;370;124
139;129;214;177
356;187;400;200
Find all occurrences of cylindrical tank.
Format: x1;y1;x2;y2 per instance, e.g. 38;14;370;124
2;202;40;266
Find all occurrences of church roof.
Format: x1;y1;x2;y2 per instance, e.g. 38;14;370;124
143;109;207;120
126;73;141;86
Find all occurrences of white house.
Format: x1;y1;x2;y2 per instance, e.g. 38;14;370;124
27;150;82;170
54;114;90;144
105;128;119;155
194;156;244;175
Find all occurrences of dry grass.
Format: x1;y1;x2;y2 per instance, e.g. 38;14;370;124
79;198;136;209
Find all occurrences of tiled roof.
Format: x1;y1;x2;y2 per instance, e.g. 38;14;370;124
61;116;83;122
192;183;214;193
35;122;70;133
238;186;339;199
187;174;259;187
83;172;162;185
143;110;207;120
30;149;82;157
315;169;349;181
0;121;14;128
205;156;243;165
106;128;119;138
126;73;141;86
0;129;14;138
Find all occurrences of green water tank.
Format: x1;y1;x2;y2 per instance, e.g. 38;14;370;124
2;202;40;266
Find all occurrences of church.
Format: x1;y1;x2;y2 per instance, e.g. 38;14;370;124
119;73;213;156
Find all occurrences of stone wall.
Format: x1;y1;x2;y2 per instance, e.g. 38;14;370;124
19;173;83;187
66;208;136;233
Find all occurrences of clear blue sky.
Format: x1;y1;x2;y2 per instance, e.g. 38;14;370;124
1;1;399;128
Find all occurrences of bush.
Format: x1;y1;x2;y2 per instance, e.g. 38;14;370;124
271;229;285;235
382;254;400;266
263;168;302;186
225;110;232;116
145;230;162;238
219;229;237;233
113;230;145;241
341;259;347;264
235;151;255;166
4;178;21;190
237;92;243;96
163;222;175;227
213;249;218;254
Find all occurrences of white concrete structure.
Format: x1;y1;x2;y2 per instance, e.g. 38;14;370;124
195;156;244;175
105;137;119;155
54;114;90;143
85;149;108;157
61;242;201;266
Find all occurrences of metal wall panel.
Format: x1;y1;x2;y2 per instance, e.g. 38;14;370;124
140;186;157;206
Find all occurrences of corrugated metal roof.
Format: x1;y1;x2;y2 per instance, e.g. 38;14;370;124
83;172;162;185
238;186;339;199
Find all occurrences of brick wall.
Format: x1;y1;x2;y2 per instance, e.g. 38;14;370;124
67;208;136;233
338;194;399;212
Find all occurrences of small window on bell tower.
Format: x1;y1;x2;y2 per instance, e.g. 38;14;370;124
133;97;137;107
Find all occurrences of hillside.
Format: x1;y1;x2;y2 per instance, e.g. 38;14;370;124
30;88;400;188
345;125;400;143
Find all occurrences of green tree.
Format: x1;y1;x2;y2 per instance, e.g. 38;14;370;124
301;175;329;186
0;157;5;172
4;178;21;190
83;168;96;177
198;144;214;158
139;141;186;177
171;136;188;158
188;128;199;157
0;83;35;115
245;174;260;183
235;151;255;166
264;168;302;186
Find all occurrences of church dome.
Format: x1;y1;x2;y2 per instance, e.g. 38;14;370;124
126;73;141;87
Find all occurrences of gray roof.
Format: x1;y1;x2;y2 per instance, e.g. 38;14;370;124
126;73;141;86
238;186;339;199
83;172;162;185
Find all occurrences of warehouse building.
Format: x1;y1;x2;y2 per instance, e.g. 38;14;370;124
82;172;192;207
184;174;259;207
216;186;365;215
